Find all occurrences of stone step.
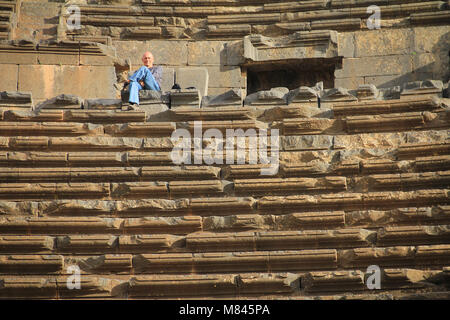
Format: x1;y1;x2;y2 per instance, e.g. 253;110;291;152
303;267;448;293
0;216;201;236
0;272;298;299
0;122;104;136
362;171;450;191
1;109;146;123
168;106;258;121
376;225;450;246
344;111;449;134
257;189;450;213
397;142;450;159
0;197;255;217
132;249;338;273
233;176;348;195
2;266;448;298
0;166;221;182
0;182;111;200
185;229;376;252
1;190;447;217
339;244;450;268
128;273;298;298
332;97;442;117
0;275;121;299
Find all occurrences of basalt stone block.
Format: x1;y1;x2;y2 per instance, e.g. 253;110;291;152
0;91;33;108
170;89;201;108
401;80;444;98
287;86;320;104
244;87;289;106
321;87;357;102
34;94;83;111
84;99;123;110
356;84;379;101
176;67;209;97
201;89;243;108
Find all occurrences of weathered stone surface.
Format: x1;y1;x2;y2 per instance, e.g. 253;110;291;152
262;105;332;121
275;211;345;229
3;110;63;122
280;118;345;135
377;225;450;246
35;94;83;111
189;197;256;214
119;234;181;252
18;65;117;102
333;97;441;117
133;249;337;273
128;274;237;297
0;65;18;92
401;80;444;98
0;216;122;234
244;87;288;106
124;216;201;234
234;176;347;194
201;89;243;108
111;182;169;199
79;254;132;273
0;122;103;136
282;135;333;151
64;110;146;123
114;40;188;66
0;255;63;274
303;270;365;293
243;31;338;62
356;84;379;100
0;276;57;298
0;91;33;108
176;67;209;97
170;89;201;108
84;99;123;110
287;86;319;104
104;122;176;137
0;236;54;253
345;206;450;228
0;182;110;200
339;246;416;267
56;235;118;253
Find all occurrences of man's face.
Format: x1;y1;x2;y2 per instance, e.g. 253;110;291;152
142;53;154;67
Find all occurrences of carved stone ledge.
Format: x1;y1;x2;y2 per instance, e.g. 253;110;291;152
243;30;338;63
401;80;444;98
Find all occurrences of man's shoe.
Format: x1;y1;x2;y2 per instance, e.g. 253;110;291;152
128;103;141;111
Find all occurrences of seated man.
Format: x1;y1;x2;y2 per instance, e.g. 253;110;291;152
126;51;162;110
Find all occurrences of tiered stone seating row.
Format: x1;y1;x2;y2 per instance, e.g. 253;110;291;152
63;0;450;40
0;81;449;299
0;0;15;40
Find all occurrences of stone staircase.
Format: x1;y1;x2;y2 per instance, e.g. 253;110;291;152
0;0;16;40
62;0;450;41
0;81;449;299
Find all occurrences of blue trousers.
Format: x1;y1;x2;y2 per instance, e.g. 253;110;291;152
128;66;161;104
